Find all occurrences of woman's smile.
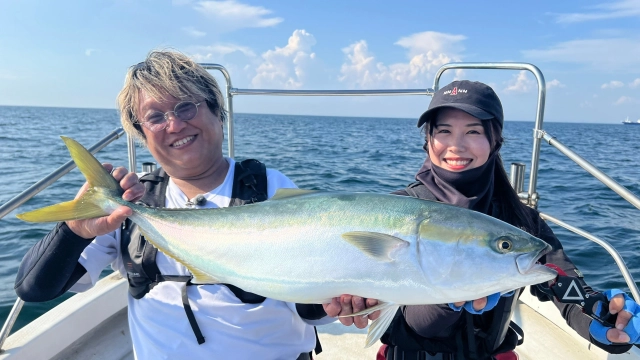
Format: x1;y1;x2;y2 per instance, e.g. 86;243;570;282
442;157;473;170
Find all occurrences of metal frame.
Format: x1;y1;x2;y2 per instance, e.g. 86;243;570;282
539;130;640;211
0;128;127;220
540;213;640;301
1;62;639;351
199;63;433;159
0;128;126;351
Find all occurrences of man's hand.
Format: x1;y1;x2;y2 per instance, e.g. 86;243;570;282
323;294;381;329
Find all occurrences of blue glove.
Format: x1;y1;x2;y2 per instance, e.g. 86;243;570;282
589;289;640;345
449;291;515;315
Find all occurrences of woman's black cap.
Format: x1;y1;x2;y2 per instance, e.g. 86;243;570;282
417;80;504;128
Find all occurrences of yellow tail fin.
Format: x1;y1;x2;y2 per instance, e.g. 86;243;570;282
16;136;122;223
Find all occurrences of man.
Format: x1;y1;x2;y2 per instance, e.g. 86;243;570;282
16;50;335;359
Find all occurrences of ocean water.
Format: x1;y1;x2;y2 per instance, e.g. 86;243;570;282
0;105;639;334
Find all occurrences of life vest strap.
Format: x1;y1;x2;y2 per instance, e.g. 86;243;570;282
155;275;205;345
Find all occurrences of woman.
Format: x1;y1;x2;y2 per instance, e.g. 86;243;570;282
378;80;639;360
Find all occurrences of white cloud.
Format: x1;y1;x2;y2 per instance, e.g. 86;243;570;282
547;79;565;89
85;48;98;56
505;71;535;93
551;0;640;23
183;26;206;38
522;38;640;70
452;69;467;81
601;80;624;89
251;29;317;89
339;31;465;89
193;1;282;31
395;32;466;58
187;43;256;63
338;41;376;88
629;78;640;88
614;96;634;105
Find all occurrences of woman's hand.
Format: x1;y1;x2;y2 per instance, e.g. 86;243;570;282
606;293;632;343
66;164;145;239
453;297;489;312
590;289;640;344
449;291;514;314
323;294;381;329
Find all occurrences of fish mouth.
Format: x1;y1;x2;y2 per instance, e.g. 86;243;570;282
516;243;552;275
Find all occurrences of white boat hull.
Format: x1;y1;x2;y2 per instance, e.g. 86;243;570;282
1;275;639;359
0;273;132;360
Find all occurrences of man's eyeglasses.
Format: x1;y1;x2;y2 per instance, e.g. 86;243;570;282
136;101;203;132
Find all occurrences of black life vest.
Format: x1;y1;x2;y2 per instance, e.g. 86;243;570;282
120;159;269;344
384;181;524;360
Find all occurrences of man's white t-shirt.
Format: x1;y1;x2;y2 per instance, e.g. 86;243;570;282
71;158;330;360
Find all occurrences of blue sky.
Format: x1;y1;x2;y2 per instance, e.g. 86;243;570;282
1;0;639;123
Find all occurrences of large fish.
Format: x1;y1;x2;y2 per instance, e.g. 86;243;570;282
18;137;557;347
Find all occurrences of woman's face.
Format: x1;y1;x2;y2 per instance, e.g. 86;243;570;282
428;108;491;172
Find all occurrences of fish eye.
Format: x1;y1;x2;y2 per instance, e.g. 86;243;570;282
497;237;513;253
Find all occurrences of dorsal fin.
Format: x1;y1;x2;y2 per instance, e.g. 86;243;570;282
270;189;318;200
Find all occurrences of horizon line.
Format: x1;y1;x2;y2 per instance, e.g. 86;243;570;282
0;104;626;125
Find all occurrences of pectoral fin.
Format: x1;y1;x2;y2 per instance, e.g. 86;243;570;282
342;232;408;262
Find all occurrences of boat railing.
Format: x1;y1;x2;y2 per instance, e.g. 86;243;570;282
0;128;127;220
0;128;127;352
1;62;639;352
536;130;640;301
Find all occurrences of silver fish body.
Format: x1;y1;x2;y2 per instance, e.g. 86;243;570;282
18;137;557;347
126;191;555;305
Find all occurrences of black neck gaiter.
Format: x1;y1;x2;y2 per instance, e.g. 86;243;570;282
415;152;497;214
